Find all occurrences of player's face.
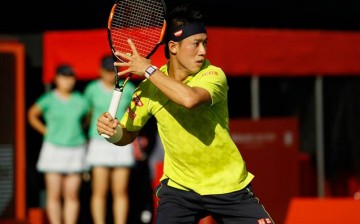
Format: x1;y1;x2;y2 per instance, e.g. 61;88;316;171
176;33;207;74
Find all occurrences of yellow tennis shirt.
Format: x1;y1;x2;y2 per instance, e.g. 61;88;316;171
120;60;254;195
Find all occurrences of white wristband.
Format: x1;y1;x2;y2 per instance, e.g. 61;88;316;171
145;65;158;79
105;125;123;144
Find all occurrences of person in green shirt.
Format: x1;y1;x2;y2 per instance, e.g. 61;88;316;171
97;3;274;224
28;64;89;224
84;55;136;224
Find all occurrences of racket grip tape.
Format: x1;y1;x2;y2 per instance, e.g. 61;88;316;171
101;89;123;139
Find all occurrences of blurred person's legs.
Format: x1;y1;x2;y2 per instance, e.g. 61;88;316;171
45;173;63;224
91;167;111;224
63;173;82;224
111;167;131;224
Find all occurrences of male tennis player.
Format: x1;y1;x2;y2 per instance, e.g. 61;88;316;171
97;3;274;224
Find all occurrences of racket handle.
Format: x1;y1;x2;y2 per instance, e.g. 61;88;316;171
101;89;123;138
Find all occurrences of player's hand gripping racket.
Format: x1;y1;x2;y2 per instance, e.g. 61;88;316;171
101;0;167;138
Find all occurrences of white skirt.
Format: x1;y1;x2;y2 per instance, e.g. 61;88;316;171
85;138;135;168
37;141;87;173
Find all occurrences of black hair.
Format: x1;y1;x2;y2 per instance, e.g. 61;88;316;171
164;4;205;59
56;64;75;76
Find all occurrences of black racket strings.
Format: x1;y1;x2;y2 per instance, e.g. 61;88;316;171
111;0;165;58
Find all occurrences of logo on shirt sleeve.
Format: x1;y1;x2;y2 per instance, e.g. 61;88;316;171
132;94;143;107
126;107;137;120
201;71;218;77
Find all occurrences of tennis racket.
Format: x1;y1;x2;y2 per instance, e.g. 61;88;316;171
102;0;167;138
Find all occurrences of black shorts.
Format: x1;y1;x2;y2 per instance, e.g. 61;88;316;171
154;179;274;224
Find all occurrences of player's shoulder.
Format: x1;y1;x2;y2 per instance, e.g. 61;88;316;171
136;77;163;102
138;77;156;92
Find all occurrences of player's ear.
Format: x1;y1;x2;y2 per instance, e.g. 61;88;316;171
168;41;177;55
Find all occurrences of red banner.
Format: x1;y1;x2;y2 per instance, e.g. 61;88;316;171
43;29;167;83
43;28;360;83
